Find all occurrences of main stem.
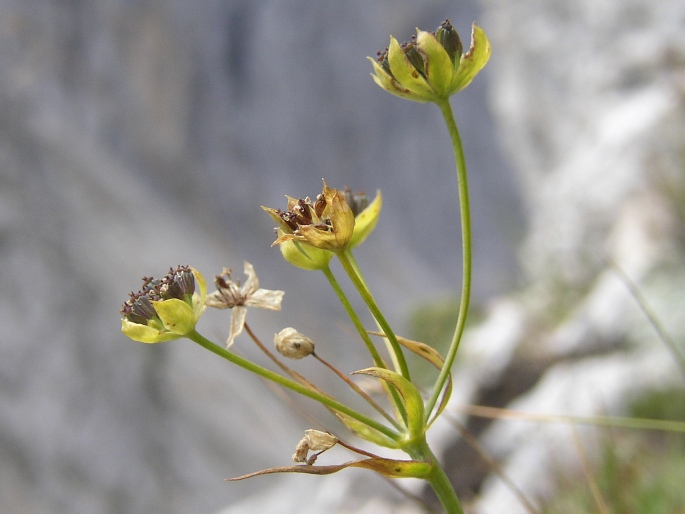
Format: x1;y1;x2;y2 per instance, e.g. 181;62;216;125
425;99;473;418
409;436;464;514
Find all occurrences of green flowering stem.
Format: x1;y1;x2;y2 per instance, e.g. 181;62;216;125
337;250;411;381
344;251;412;424
423;450;464;514
321;265;385;368
407;436;464;514
322;264;409;426
187;330;399;441
345;251;408;393
425;98;473;419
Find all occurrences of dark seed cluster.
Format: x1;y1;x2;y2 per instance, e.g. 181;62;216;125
375;19;462;77
275;194;329;233
121;265;194;324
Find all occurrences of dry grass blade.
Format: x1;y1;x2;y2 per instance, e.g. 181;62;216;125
603;253;685;380
444;412;539;514
569;422;610;514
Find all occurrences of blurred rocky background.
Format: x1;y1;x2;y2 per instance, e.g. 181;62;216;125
0;0;683;513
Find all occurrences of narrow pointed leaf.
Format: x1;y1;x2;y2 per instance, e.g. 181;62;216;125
353;367;425;439
227;457;432;481
369;331;453;425
354;456;432;478
335;412;401;448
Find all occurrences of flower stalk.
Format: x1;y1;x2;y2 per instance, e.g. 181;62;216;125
425;98;473;418
312;352;400;429
187;330;400;441
337;249;411;381
321;264;385;368
321;263;410;426
409;436;465;514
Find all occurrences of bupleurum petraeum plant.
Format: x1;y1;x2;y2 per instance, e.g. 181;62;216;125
120;19;491;513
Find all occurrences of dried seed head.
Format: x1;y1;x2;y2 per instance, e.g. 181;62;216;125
292;429;338;464
274;327;315;359
262;180;355;252
204;262;284;348
120;266;207;343
121;265;195;323
292;437;310;463
304;429;338;451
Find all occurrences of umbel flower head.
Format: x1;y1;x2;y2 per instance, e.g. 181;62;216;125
121;266;206;343
205;262;284;348
263;180;355;254
279;187;382;270
369;19;491;103
263;182;382;270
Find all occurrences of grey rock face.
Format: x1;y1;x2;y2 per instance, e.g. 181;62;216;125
10;0;680;511
0;1;516;513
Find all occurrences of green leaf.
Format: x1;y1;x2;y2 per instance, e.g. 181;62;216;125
353;456;432;478
227;457;432;481
335;412;401;448
353;367;425;440
368;331;453;426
